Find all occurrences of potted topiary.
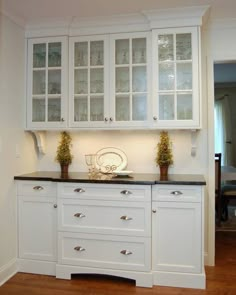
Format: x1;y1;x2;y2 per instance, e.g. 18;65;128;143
155;131;173;178
55;131;73;174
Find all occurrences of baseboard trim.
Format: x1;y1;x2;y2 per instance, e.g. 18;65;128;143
0;258;18;286
18;259;56;276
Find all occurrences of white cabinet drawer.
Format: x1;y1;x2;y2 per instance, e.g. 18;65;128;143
152;185;202;202
58;183;151;202
58;232;151;272
58;199;151;236
17;181;56;197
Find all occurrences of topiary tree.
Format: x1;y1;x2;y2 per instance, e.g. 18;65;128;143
55;131;73;170
155;131;173;167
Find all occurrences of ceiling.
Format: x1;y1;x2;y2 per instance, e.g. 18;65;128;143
1;0;236;25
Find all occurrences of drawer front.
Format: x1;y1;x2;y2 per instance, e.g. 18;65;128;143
58;183;151;202
58;232;151;272
17;181;56;197
152;185;202;202
58;199;151;236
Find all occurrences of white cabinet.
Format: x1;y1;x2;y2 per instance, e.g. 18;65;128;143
17;181;57;275
152;27;200;129
56;182;152;287
26;37;68;129
69;33;151;129
152;185;205;289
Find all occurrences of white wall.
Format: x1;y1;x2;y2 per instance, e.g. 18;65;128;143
0;12;37;284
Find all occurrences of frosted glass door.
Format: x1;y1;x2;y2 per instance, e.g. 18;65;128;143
28;37;67;128
72;39;105;125
113;35;148;125
153;27;199;128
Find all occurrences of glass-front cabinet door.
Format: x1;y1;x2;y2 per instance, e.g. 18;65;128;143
152;27;200;128
27;37;67;129
110;32;151;128
69;35;109;128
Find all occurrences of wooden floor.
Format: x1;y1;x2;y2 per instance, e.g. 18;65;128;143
1;231;236;295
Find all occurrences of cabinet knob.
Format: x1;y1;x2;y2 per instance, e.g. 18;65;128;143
109;117;113;122
61;118;65;122
53;204;57;208
74;246;86;252
120;190;132;195
74;213;86;218
120;215;133;221
153;116;157;121
120;250;132;255
104;117;108;122
152;209;157;213
170;191;183;196
33;186;44;191
74;188;85;193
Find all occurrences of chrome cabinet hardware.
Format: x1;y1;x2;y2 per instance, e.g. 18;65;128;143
171;191;183;196
120;190;132;195
152;209;157;213
109;117;113;122
104;117;108;122
153;116;157;121
74;246;86;252
74;188;85;193
74;213;86;218
61;118;65;122
53;204;57;208
120;215;133;221
33;186;44;191
120;250;132;255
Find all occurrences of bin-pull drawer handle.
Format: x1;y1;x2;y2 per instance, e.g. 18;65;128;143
170;191;183;196
74;188;85;193
120;190;132;195
120;215;133;221
120;250;132;255
74;246;85;252
74;213;86;218
33;186;44;191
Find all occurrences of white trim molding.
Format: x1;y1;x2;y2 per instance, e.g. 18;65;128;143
0;258;18;286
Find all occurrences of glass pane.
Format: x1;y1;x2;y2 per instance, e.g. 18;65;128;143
33;70;45;94
90;96;104;121
132;66;146;92
48;70;61;94
74;97;88;121
48;98;61;121
176;33;192;60
33;44;46;68
132;38;146;64
90;68;104;93
74;69;88;94
32;98;45;122
177;94;192;120
176;63;192;90
48;42;61;67
115;39;129;65
74;42;88;67
159;94;174;120
158;35;174;61
159;63;174;90
116;67;129;93
116;95;130;121
90;41;104;66
132;94;147;121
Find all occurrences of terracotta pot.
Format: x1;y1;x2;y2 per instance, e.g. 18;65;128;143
159;165;169;178
60;164;69;174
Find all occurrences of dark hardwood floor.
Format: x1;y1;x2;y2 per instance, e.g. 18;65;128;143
1;231;236;295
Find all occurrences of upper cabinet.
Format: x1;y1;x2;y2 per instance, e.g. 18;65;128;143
152;27;200;129
26;37;68;129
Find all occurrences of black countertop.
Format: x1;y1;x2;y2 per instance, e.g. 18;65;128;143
14;171;206;186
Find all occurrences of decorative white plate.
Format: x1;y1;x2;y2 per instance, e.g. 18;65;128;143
113;170;133;176
96;147;127;173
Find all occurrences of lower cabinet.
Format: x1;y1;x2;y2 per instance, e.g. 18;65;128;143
17;181;57;275
16;180;205;289
152;185;205;289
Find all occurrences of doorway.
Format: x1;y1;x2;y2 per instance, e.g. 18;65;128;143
214;62;236;231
